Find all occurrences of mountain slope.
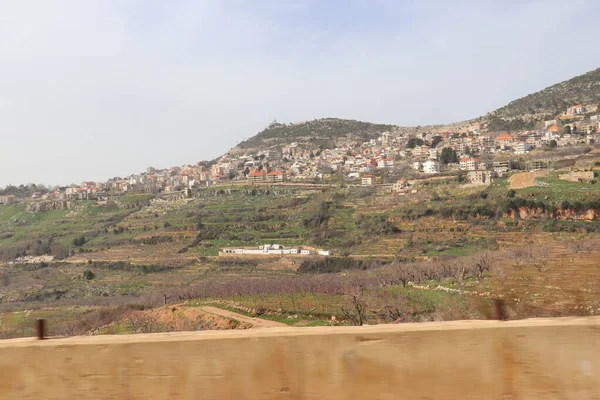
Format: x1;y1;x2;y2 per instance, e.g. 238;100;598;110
490;67;600;120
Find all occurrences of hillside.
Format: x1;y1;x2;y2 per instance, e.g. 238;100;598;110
231;68;600;152
234;118;402;152
2;171;600;337
490;67;600;121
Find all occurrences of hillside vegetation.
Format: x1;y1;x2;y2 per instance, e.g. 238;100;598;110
491;68;600;120
235;118;399;150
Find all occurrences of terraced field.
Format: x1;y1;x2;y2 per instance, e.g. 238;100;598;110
1;176;600;339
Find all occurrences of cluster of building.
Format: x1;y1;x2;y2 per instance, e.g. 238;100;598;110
220;244;332;256
218;104;600;186
2;104;599;204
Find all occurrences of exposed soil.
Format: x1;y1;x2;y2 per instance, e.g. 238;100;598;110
508;170;549;189
258;257;299;271
140;306;252;330
198;306;288;328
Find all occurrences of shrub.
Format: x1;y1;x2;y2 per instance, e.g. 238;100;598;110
72;236;86;247
82;270;95;280
356;215;400;235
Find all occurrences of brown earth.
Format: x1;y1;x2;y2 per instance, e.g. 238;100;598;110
107;305;287;334
198;306;287;328
508;170;549;189
254;257;299;271
68;243;197;264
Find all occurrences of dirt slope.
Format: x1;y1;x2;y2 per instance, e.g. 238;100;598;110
508;170;548;189
198;306;288;328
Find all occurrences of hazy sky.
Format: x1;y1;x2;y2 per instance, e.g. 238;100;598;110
1;0;600;186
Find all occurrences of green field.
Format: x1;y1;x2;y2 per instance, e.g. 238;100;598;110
517;172;600;203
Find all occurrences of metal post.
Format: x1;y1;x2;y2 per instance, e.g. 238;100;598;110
494;299;507;321
36;319;46;340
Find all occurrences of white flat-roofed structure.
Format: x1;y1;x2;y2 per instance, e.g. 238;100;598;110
219;244;330;256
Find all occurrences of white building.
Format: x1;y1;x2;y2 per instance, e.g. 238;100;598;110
377;158;394;168
422;160;440;174
459;158;479;171
566;104;587;116
220;244;328;257
361;175;376;186
513;142;531;154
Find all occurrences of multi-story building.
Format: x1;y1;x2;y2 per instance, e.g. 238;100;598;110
361;174;377;186
459;158;479;171
266;171;286;183
566;104;587;116
526;160;549;170
467;170;495;185
392;179;409;193
247;169;265;183
495;133;514;148
513;142;531;154
422;160;440;174
492;160;511;176
377;158;395;168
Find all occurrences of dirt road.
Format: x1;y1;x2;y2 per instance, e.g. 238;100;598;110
198;306;288;328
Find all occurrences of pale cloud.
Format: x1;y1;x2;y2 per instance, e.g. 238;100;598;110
1;0;599;186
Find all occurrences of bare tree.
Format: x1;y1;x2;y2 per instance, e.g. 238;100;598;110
340;275;368;326
473;252;494;281
340;294;367;326
393;262;417;287
440;258;468;293
375;292;410;323
125;312;162;334
510;247;529;268
492;261;511;289
530;246;550;272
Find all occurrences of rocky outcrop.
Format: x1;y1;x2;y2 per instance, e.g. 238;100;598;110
25;201;83;212
503;207;599;221
555;208;599;221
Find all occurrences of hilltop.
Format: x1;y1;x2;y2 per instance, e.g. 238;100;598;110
232;118;407;153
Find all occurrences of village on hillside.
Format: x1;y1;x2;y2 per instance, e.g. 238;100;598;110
1;103;599;205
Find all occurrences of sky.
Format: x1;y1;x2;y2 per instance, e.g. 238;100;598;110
1;0;600;187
